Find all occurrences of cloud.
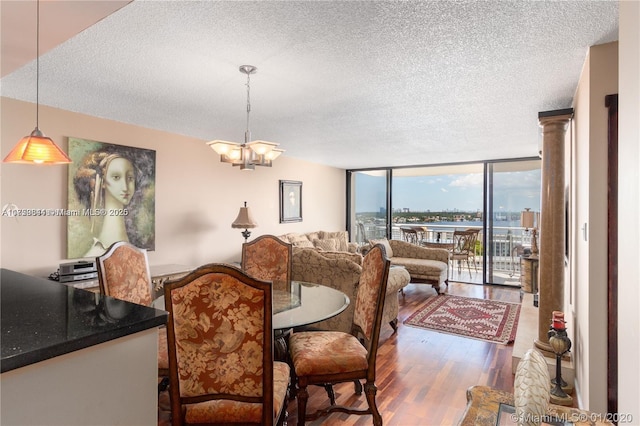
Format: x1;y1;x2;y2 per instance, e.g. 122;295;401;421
440;188;448;192
449;173;483;188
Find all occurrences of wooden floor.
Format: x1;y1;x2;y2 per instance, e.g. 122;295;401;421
284;282;520;425
158;281;521;425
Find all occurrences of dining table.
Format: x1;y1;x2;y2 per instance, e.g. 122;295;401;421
153;279;350;360
271;280;350;330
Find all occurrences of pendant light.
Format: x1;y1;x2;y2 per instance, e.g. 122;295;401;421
3;0;72;165
207;65;283;171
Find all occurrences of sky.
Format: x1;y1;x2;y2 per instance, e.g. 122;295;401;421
355;170;541;213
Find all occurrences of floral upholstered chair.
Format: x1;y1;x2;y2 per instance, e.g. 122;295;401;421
242;234;292;283
163;264;290;426
96;241;169;392
288;244;390;426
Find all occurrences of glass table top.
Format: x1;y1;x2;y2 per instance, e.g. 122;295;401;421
272;280;349;330
153;280;349;331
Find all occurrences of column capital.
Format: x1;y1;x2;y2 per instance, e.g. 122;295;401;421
538;108;574;127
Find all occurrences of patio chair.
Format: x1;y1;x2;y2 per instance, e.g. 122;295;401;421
450;230;478;276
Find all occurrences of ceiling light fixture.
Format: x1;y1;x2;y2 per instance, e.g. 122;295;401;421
3;0;71;165
207;65;283;171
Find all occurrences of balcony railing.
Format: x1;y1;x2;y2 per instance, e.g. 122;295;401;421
355;222;534;283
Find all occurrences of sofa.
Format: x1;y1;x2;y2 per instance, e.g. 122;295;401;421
278;230;359;253
288;246;410;333
367;238;450;293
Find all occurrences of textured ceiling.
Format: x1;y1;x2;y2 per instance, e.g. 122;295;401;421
0;0;618;169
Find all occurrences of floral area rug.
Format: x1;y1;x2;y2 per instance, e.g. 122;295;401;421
404;295;521;344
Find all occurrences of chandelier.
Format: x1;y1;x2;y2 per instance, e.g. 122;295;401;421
207;65;283;171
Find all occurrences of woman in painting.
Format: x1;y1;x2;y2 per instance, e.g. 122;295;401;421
74;151;137;257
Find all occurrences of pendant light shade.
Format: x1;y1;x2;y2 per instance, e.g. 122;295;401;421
3;0;71;165
4;127;71;164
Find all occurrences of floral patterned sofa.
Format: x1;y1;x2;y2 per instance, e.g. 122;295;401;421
290;247;410;333
278;230;359;253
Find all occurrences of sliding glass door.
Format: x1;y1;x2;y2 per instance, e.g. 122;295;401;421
485;160;541;285
348;158;541;286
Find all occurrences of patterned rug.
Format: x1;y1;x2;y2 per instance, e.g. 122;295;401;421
404;295;521;344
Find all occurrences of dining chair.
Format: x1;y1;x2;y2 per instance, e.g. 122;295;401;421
96;241;169;392
242;234;292;283
450;230;478;276
164;263;290;426
288;243;391;426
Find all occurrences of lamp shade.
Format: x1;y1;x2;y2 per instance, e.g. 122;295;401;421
521;209;535;229
207;140;239;155
232;203;258;229
3;128;72;164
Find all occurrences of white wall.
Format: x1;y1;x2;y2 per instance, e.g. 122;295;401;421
618;0;640;419
0;97;346;277
572;41;618;413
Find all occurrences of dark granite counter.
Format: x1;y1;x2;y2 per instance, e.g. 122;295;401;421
1;268;167;373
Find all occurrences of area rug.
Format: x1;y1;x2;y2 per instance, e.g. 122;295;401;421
404;295;521;344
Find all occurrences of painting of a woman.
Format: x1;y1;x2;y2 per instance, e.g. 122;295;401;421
67;138;155;259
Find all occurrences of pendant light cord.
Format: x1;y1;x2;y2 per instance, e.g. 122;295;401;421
35;0;40;129
245;72;251;136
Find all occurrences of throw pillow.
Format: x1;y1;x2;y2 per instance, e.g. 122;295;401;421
369;238;394;258
319;231;349;252
305;231;320;242
313;238;338;252
293;239;314;248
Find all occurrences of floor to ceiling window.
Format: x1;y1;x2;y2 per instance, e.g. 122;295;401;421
348;169;390;245
347;158;541;286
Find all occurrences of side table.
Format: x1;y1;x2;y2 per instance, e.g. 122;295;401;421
520;256;539;293
150;264;194;299
457;385;613;426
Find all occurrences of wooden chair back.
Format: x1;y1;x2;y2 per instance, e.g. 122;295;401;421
242;234;292;283
164;264;277;426
96;241;153;306
351;243;391;374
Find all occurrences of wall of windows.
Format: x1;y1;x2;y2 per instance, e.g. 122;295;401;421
347;158;541;285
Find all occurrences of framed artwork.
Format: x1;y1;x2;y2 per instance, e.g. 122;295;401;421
67;137;156;259
279;180;302;223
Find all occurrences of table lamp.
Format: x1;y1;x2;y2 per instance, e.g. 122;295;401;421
232;202;258;243
521;208;539;259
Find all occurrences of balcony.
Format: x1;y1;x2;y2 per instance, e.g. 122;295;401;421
355;222;534;286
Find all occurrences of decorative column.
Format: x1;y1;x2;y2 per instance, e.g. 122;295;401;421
534;109;573;353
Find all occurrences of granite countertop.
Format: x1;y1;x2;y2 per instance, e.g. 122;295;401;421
1;268;167;373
